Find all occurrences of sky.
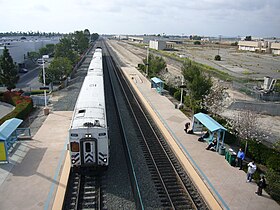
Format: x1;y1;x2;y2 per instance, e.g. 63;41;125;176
0;0;280;37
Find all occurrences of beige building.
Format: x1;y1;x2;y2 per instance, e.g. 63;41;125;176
238;41;261;52
271;43;280;55
149;40;174;50
238;40;280;54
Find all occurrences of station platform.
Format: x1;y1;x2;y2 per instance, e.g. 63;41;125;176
119;68;280;209
0;111;72;210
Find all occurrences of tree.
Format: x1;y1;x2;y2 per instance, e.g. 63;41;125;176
27;51;40;63
0;46;19;90
182;61;212;100
245;36;252;41
228;110;270;150
55;37;78;65
202;83;228;115
142;54;166;78
39;44;55;56
181;61;212;111
91;33;99;42
84;29;91;40
44;57;72;83
72;31;89;54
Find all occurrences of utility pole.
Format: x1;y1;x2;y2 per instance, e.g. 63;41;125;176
218;35;222;55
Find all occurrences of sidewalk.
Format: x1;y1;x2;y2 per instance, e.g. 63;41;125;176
120;70;279;209
0;111;72;210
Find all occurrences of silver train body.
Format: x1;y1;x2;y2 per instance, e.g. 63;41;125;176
69;47;109;168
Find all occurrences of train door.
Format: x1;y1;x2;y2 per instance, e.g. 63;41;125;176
81;138;97;165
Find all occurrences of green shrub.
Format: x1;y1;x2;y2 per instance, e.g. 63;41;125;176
173;90;181;101
214;55;221;61
266;154;280;172
266;169;280;201
194;41;201;45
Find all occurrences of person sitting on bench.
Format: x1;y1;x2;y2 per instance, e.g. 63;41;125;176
206;139;217;150
198;131;210;141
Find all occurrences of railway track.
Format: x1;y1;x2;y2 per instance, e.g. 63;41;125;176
63;169;107;210
103;41;208;209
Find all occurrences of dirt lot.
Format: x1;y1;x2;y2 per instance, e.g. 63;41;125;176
108;39;280;145
176;42;280;80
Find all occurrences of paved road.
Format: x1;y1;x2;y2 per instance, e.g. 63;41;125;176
16;66;42;90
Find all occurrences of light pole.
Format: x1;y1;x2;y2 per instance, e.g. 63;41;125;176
146;45;149;77
178;75;186;109
42;55;49;115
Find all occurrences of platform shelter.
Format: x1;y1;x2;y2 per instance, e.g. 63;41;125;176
151;77;164;94
192;113;227;151
0;118;23;162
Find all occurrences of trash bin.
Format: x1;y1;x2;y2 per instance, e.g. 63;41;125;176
219;146;226;156
225;150;229;160
228;153;237;166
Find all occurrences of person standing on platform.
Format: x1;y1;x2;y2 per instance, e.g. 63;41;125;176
256;176;266;196
247;161;257;182
237;148;245;170
184;122;190;133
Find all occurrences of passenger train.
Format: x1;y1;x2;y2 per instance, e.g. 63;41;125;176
69;47;109;168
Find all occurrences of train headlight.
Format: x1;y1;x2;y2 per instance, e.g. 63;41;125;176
103;158;107;163
72;160;75;164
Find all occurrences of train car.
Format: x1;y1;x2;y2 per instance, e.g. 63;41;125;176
69;48;109;168
88;47;102;76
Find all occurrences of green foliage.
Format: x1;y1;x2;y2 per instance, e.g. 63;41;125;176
143;54;166;77
55;37;79;65
0;91;33;125
245;36;252;41
266;154;280;171
194;41;201;45
164;83;178;96
214;55;221;61
0;47;19;91
72;31;89;54
182;61;212;101
266;169;280;201
91;33;99;42
39;44;55;57
173;90;181;101
27;51;40;63
231;42;238;46
43;57;72;83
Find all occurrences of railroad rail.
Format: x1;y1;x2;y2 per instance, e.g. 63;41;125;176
62;169;106;210
103;41;208;209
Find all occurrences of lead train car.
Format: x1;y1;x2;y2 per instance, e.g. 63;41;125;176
69;48;109;168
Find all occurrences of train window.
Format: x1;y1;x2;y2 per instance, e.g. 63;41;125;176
78;109;85;114
99;133;106;136
70;142;79;152
71;133;78;137
85;142;91;152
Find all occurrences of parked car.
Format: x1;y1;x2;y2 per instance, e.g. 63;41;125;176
37;58;46;65
19;68;28;73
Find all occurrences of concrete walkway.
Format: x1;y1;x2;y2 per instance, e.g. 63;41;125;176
0;102;14;118
121;66;279;210
0;111;72;210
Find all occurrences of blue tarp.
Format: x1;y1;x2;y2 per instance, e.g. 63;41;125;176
0;118;23;141
194;113;226;132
